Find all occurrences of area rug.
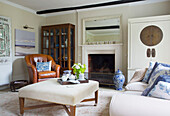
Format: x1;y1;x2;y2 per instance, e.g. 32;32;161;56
0;89;119;116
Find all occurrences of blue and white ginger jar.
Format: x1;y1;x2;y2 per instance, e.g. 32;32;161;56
113;69;125;91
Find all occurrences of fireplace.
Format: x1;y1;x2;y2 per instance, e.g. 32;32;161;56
88;54;115;73
81;44;123;86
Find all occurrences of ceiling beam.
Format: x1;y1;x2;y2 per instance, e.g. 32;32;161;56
36;0;145;14
86;26;120;30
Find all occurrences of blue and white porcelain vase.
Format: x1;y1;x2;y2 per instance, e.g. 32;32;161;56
113;69;125;91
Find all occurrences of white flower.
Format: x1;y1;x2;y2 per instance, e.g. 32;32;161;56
81;65;84;68
75;65;80;69
78;63;81;66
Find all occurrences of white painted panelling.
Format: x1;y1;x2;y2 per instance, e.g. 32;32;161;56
128;15;170;81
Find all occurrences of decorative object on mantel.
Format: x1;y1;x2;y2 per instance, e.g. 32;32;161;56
86;41;116;45
113;69;125;91
23;25;34;29
72;63;86;79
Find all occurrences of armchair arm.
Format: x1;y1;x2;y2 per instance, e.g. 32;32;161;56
54;64;61;78
51;61;60;78
26;63;38;83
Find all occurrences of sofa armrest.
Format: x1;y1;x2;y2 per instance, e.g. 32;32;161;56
110;93;170;116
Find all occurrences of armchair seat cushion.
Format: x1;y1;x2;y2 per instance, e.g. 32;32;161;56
38;71;56;79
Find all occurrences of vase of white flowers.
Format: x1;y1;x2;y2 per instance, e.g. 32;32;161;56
72;63;86;79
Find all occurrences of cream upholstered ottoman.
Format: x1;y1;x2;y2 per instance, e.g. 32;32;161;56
18;78;99;116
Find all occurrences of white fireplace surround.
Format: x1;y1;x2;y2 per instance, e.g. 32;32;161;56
81;44;123;72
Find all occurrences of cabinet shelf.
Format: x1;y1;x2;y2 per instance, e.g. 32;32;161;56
41;23;75;73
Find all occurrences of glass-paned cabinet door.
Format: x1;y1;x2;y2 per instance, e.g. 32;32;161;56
42;37;49;48
55;28;60;66
70;47;74;60
43;30;49;49
50;29;54;48
55;28;60;47
50;48;54;58
71;28;74;47
43;30;49;36
61;27;68;68
55;48;59;61
70;28;74;61
43;49;49;55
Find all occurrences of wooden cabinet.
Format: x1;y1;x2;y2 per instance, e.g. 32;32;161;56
41;24;75;73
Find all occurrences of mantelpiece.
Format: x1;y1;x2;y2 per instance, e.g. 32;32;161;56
80;43;123;72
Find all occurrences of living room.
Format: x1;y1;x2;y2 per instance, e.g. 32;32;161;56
0;0;170;116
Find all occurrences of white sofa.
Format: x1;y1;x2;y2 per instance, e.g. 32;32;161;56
109;75;170;116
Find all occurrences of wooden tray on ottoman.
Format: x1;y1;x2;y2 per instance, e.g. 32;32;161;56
58;79;89;85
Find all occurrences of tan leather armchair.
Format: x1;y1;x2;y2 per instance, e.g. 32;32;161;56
25;54;60;83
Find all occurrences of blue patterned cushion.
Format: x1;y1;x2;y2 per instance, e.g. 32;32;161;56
160;62;170;68
142;75;170;96
142;62;157;83
148;64;170;84
146;62;170;83
146;62;159;83
148;81;170;100
36;61;51;72
142;64;170;96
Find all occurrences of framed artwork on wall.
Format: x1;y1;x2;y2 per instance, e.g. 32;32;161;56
0;16;11;63
15;29;36;56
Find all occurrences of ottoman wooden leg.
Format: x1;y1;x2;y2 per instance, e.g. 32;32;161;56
95;90;98;106
70;105;76;116
19;97;25;115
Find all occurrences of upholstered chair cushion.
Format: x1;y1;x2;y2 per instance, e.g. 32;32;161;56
38;71;56;79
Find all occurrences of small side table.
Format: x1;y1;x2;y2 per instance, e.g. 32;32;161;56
10;80;28;92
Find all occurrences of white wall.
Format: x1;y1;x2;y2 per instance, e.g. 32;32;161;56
45;1;170;83
0;2;45;85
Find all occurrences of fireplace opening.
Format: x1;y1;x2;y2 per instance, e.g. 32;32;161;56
88;54;115;73
87;54;115;85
